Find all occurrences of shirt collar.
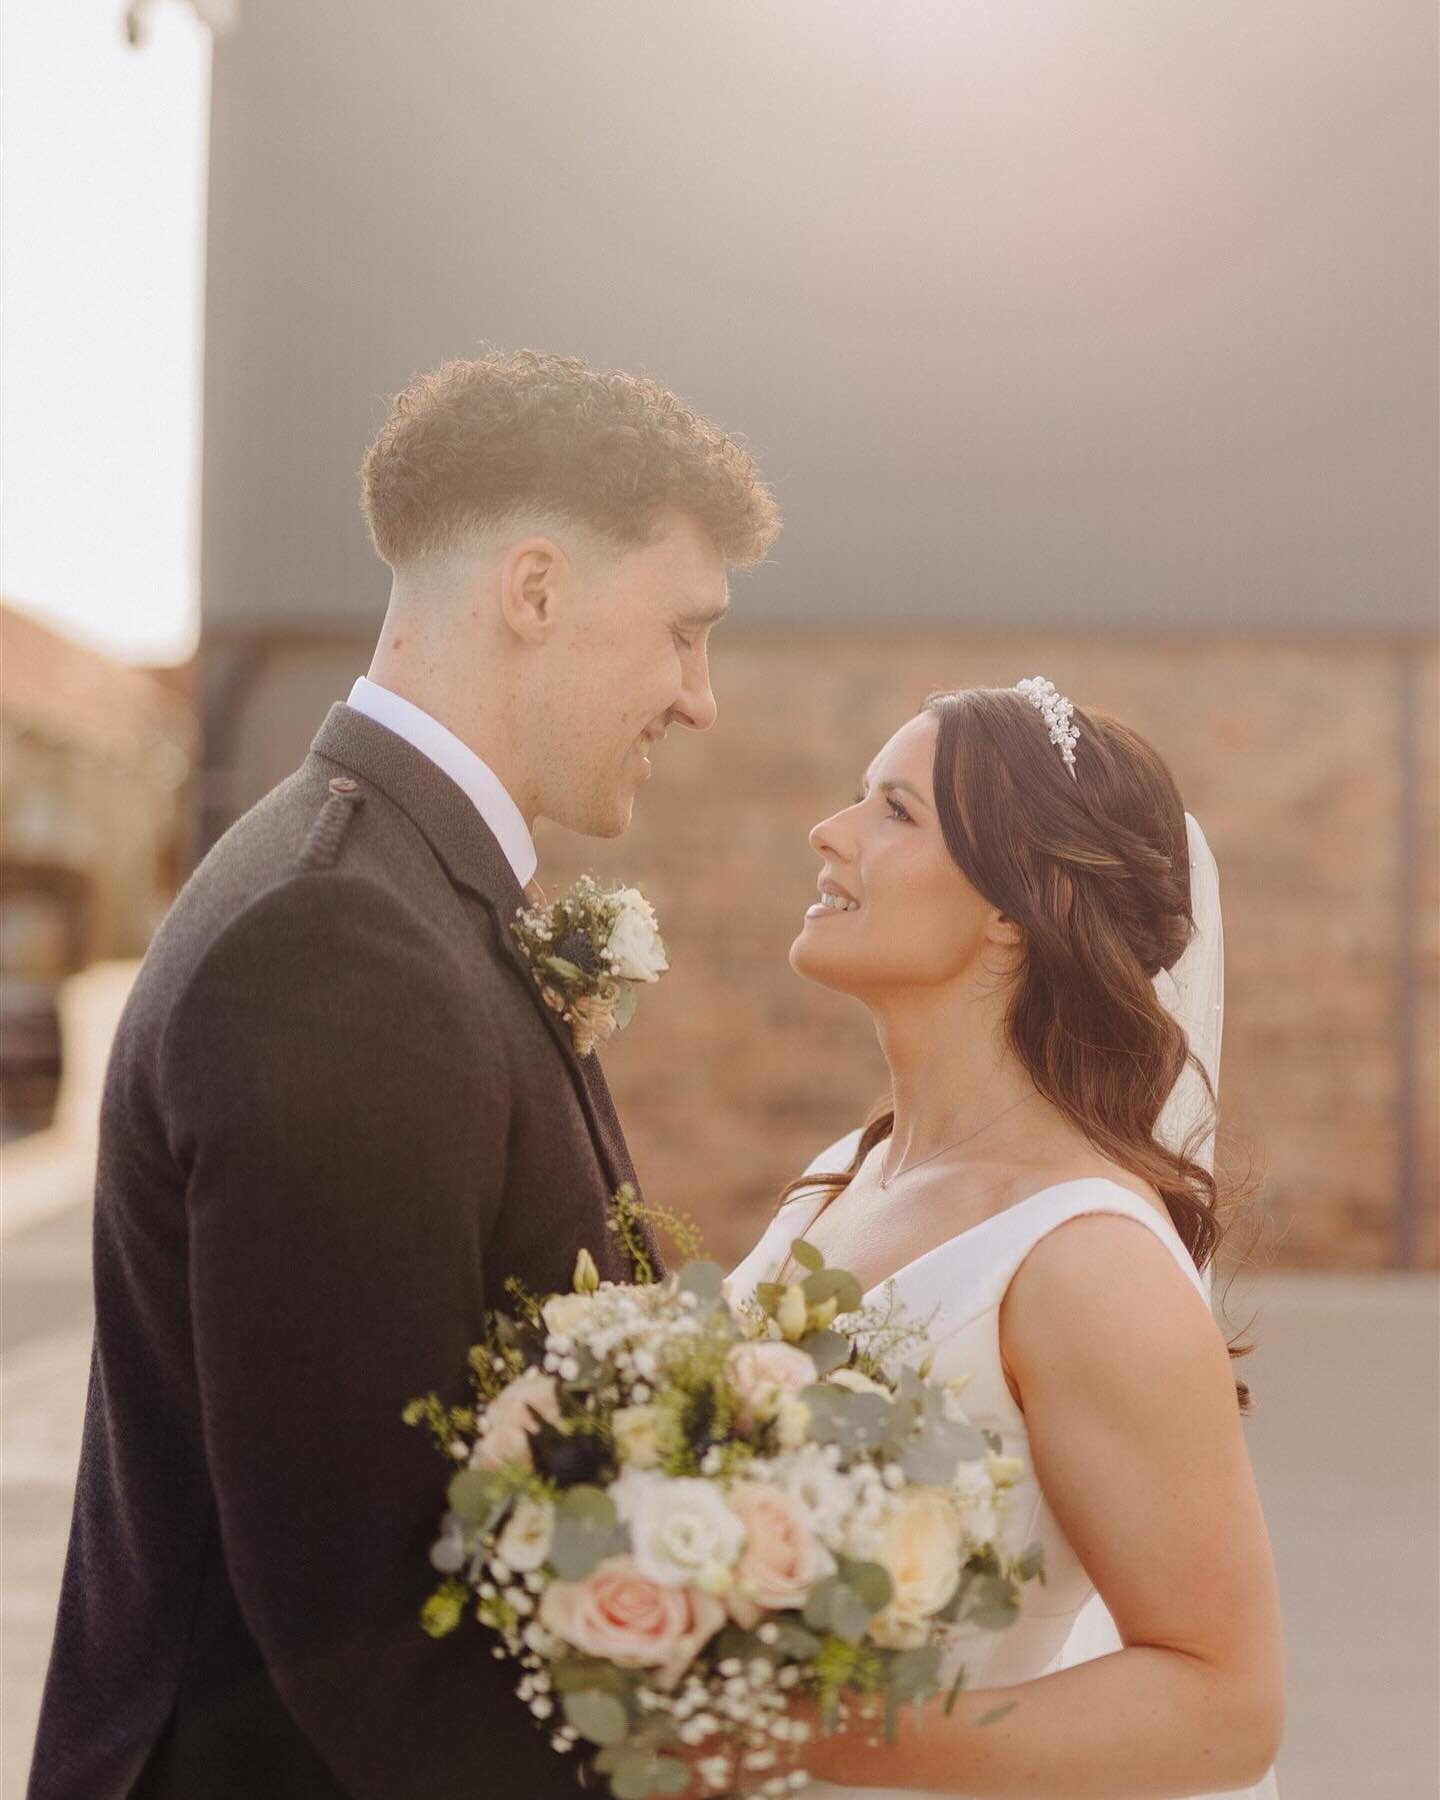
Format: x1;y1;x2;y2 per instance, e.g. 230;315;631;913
345;677;537;889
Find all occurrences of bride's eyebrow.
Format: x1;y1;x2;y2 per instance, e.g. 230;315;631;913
857;775;931;811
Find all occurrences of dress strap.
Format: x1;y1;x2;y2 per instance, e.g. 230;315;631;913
891;1178;1210;1332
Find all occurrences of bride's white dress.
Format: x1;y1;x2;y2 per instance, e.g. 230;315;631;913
725;1132;1279;1800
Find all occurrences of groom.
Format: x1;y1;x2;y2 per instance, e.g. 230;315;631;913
30;351;779;1799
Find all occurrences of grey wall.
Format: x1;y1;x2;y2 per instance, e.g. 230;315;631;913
201;0;1437;639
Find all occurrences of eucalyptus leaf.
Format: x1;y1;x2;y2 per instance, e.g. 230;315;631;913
550;1519;628;1581
611;983;638;1031
550;1657;629;1696
712;1624;765;1665
648;1757;695;1796
828;1585;873;1643
839;1558;893;1614
942;1665;968;1716
428;1531;467;1574
550;1485;627;1581
677;1260;727;1304
558;1485;618;1526
887;1645;942;1703
801;1384;892;1454
790;1238;825;1273
543;955;585;981
754;1281;787;1314
445;1468;507;1526
770;1619;821;1659
799;1328;851;1375
978;1701;1018;1727
803;1574;873;1644
802;1267;863;1315
562;1688;630;1745
898;1365;926;1407
898;1416;988;1484
1015;1542;1046;1584
963;1573;1021;1631
609;1753;687;1800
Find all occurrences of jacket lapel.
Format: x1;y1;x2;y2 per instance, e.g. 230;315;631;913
308;706;640;1207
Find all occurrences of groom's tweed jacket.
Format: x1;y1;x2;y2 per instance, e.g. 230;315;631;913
30;706;660;1800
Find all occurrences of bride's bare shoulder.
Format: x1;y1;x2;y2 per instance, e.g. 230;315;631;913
1006;1147;1169;1226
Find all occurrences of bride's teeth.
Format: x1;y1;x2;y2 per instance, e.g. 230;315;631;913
820;893;858;912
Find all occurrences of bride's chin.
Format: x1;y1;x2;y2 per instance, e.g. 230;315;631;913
788;931;857;991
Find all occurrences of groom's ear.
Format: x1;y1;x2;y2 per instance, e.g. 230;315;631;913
986;908;1025;950
498;535;565;644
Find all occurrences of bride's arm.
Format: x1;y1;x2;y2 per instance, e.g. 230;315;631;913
797;1215;1285;1797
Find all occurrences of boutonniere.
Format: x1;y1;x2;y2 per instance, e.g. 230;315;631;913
510;875;669;1057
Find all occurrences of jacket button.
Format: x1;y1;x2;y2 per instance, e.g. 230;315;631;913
328;776;359;796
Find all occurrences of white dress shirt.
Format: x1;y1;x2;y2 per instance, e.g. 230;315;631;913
346;677;538;890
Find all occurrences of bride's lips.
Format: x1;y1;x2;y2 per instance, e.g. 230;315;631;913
805;877;862;920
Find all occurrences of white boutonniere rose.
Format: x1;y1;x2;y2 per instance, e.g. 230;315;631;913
606;888;670;983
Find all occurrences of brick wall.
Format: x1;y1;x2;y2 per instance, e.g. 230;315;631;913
530;631;1439;1274
218;629;1439;1272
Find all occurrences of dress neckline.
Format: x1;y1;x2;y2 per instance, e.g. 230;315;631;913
775;1174;1172;1299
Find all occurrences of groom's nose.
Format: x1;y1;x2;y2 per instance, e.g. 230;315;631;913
672;645;718;732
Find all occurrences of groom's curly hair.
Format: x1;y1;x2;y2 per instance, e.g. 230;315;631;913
784;687;1256;1406
360;349;780;568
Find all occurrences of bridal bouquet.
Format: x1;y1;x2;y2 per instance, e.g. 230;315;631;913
408;1193;1043;1800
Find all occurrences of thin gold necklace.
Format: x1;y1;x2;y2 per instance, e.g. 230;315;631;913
877;1093;1037;1191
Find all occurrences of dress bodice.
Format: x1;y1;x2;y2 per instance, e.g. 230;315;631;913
725;1134;1276;1799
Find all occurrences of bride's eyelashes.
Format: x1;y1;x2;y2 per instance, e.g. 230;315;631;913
852;788;915;824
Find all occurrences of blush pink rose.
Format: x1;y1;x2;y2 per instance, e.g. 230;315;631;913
471;1367;562;1470
725;1341;817;1425
538;1555;726;1689
725;1480;837;1629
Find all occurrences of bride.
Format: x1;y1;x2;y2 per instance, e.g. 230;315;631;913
724;679;1283;1799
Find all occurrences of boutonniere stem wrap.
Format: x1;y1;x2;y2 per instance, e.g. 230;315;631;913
512;875;669;1057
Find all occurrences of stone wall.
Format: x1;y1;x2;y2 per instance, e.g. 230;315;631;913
214;628;1439;1272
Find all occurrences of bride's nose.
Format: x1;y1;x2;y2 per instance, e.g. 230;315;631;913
809;809;852;861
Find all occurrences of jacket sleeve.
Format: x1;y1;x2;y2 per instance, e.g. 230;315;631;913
161;871;568;1796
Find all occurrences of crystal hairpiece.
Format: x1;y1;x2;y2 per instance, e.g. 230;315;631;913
1014;676;1080;777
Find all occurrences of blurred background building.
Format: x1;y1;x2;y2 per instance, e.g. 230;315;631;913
2;2;1436;1794
0;604;193;1137
192;0;1437;1273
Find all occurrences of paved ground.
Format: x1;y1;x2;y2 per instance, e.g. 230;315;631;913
2;1168;1436;1798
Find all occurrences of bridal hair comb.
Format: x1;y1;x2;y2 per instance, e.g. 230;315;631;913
1014;676;1080;777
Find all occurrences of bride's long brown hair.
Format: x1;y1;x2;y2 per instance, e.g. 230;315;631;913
781;686;1252;1399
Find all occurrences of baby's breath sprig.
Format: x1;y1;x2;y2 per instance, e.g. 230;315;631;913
401;1392;475;1457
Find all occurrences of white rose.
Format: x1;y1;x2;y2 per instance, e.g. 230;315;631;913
496;1497;556;1572
869;1488;966;1649
542;1291;597;1338
612;1470;746;1589
612;1404;665;1469
606;891;669;983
